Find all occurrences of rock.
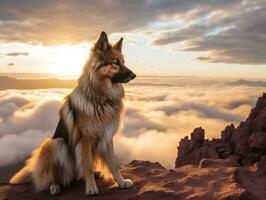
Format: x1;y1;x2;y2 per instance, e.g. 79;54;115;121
255;155;266;175
128;160;165;169
199;158;240;168
176;93;266;167
221;124;235;142
2;160;265;200
175;128;224;167
227;155;240;165
175;127;209;167
191;127;205;145
249;131;266;151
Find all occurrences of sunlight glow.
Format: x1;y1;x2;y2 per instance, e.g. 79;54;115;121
50;44;91;77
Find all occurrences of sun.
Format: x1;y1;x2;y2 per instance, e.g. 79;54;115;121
50;43;91;78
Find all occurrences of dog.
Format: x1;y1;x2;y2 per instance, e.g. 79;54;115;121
10;31;136;196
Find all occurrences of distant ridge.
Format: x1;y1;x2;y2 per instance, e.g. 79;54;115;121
228;79;266;87
0;76;77;90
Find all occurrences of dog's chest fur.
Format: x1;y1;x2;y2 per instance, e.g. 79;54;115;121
64;83;124;150
73;91;123;140
77;111;120;139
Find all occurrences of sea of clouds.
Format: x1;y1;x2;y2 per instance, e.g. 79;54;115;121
0;77;265;168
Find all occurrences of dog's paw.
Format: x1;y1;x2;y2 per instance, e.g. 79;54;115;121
118;179;134;188
85;184;99;195
50;184;61;195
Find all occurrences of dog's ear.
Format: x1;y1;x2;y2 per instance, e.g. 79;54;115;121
113;37;123;51
95;31;110;54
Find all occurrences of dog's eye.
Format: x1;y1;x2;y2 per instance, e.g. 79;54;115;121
112;59;120;65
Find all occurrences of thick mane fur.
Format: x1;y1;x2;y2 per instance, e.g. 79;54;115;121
61;46;125;149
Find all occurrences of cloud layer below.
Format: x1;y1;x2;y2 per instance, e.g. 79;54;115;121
0;77;265;168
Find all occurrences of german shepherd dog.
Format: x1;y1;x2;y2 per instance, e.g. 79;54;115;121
10;32;136;195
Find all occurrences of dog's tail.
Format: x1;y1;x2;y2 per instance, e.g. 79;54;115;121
10;165;31;184
9;140;42;184
9;138;46;184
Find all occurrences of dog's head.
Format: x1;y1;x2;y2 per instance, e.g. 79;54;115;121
89;31;136;84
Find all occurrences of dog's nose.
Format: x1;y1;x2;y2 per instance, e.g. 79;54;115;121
130;73;136;80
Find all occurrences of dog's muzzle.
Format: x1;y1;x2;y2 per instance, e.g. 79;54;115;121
111;70;136;83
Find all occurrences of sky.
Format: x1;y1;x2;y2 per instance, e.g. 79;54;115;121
0;0;266;79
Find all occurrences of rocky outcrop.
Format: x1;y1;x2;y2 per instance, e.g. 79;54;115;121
255;155;266;175
176;93;266;167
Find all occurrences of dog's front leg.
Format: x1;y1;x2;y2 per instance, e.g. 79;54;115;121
78;139;99;195
102;142;133;188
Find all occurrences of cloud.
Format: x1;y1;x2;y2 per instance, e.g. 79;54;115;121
0;95;29;119
225;99;255;110
7;63;14;66
0;77;265;168
114;130;179;169
0;100;61;138
227;79;266;87
152;0;266;64
0;129;50;166
0;0;240;45
123;105;167;137
149;101;243;121
5;52;29;56
0;0;174;44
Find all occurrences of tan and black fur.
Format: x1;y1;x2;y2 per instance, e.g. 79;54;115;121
10;31;136;195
